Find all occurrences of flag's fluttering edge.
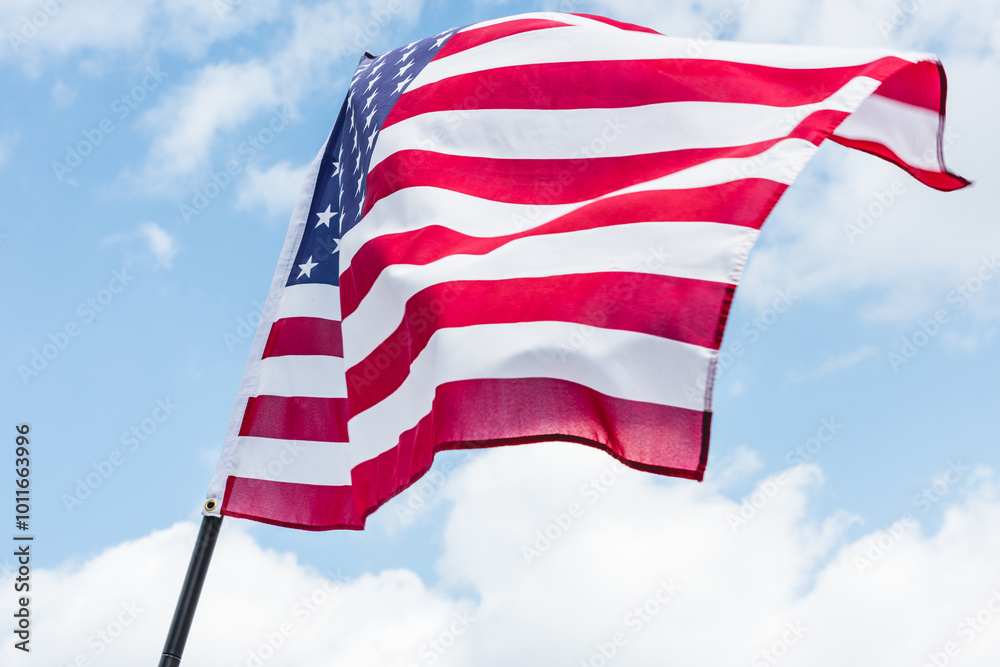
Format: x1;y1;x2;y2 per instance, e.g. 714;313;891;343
206;12;968;529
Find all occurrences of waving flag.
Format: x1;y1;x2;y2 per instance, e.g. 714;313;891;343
205;12;968;530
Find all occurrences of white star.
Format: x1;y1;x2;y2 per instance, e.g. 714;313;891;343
331;161;340;177
349;111;355;131
364;91;377;111
367;129;378;150
364;108;378;130
356;177;364;195
297;256;319;279
395;60;414;78
355;152;362;173
394;75;413;94
315;204;337;228
397;48;415;64
372;58;386;75
364;73;382;93
331;237;341;254
434;32;453;48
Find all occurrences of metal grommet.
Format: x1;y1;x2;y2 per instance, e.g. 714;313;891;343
204;499;218;512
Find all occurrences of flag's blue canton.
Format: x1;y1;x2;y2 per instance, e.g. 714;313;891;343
286;27;461;288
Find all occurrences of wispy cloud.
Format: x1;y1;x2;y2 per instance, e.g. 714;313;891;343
124;0;423;194
101;222;178;268
236;160;310;222
51;80;76;107
139;222;178;268
787;344;877;383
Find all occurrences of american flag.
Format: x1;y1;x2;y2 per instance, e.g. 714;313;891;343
206;12;968;529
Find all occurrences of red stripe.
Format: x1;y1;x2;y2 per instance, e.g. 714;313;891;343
222;476;363;530
383;56;911;130
349;377;709;518
224;378;707;530
263;317;343;358
432;19;573;62
570;13;664;34
346;274;734;417
342;179;783;316
240;395;350;442
829;135;970;192
872;60;941;112
364;108;847;213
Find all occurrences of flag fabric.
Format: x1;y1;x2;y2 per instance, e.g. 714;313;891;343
205;12;968;530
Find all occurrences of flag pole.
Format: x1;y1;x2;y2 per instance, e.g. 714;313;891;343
157;504;223;667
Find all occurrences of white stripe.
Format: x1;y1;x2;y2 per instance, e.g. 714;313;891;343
410;24;927;93
372;78;879;169
833;93;942;171
231;436;352;486
255;355;347;398
344;137;818;270
347;321;715;464
206;135;330;505
342;220;756;366
275;283;341;321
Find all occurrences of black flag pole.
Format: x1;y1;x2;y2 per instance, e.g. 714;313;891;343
158;503;223;667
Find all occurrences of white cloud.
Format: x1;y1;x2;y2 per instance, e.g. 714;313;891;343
102;222;178;268
236;160;311;222
51;79;76;106
132;60;281;190
9;445;1000;666
0;0;283;71
0;521;471;667
139;222;178;268
579;0;997;325
124;0;423;193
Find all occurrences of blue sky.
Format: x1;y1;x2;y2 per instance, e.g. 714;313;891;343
2;0;1000;665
